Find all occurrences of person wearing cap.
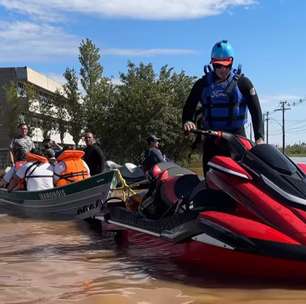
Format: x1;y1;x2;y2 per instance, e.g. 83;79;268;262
142;135;166;172
44;148;57;166
182;40;264;175
42;138;63;158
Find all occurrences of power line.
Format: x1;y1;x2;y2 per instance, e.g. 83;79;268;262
263;111;270;143
274;101;291;153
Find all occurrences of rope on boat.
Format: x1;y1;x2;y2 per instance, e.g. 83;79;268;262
111;169;137;202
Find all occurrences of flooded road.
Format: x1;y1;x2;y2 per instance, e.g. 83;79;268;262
1;215;306;303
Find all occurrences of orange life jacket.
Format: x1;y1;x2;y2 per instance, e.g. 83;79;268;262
26;152;48;163
15;160;27;190
55;150;89;187
23;153;51;190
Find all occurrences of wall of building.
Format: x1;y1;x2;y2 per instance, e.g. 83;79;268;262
0;66;76;169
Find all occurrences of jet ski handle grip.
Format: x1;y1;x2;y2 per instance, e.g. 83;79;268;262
190;129;223;138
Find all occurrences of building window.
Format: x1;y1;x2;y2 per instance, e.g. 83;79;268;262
16;82;27;98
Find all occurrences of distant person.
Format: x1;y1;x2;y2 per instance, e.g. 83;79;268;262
53;149;90;187
7;151;54;191
142;134;166;172
66;144;76;150
9;123;35;165
83;132;106;175
44;148;57;166
42;138;63;158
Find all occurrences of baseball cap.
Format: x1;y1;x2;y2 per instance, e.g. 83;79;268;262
147;134;160;144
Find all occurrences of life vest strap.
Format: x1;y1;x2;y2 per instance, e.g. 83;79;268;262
26;175;53;179
224;65;243;125
55;170;88;183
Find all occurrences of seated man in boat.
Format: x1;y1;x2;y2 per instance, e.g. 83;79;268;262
53;149;90;187
42;138;63;158
44;148;57;166
0;148;27;190
7;151;54;191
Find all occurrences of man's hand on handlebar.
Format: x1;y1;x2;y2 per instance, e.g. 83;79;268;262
255;138;264;145
183;121;196;133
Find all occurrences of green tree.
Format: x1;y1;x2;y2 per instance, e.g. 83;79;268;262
79;38;105;127
53;90;69;144
78;38;115;152
33;91;56;139
103;62;195;163
2;82;38;138
63;68;84;146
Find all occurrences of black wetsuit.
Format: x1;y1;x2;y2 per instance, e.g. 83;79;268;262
83;143;106;175
182;72;264;174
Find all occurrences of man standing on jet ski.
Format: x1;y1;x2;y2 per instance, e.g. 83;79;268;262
182;40;264;174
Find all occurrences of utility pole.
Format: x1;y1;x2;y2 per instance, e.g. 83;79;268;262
274;101;291;153
264;111;270;144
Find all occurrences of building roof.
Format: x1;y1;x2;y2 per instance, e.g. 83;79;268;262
0;66;63;93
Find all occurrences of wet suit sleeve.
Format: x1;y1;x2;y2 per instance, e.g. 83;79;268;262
182;77;207;124
238;76;264;141
94;144;106;173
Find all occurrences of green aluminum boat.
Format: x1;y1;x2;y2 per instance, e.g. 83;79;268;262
0;170;115;220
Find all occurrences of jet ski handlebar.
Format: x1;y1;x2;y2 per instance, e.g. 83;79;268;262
190;129;229;139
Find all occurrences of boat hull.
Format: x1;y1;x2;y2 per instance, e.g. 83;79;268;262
115;228;306;281
0;171;115;220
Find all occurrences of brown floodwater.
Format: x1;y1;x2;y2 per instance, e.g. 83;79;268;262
1;214;306;304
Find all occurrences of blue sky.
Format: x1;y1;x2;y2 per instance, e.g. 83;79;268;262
0;0;305;146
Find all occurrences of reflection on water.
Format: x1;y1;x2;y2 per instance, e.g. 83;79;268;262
1;215;306;303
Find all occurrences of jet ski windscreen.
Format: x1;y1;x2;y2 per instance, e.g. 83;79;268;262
250;144;298;175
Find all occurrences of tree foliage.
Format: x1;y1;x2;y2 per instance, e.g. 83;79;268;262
100;61;195;163
62;68;84;146
78;38;112;129
2;38;197;165
2;82;37;138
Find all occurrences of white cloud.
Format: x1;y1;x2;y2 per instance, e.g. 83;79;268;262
0;0;256;21
110;77;122;86
0;21;79;62
0;1;255;62
103;48;196;56
0;21;196;63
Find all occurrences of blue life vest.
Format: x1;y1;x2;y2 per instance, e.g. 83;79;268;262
200;67;247;131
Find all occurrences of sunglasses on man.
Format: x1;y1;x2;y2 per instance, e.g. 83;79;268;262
213;63;231;69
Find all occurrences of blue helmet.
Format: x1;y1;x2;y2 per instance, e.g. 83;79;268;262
211;40;234;63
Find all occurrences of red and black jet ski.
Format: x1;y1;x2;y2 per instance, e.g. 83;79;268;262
99;130;306;280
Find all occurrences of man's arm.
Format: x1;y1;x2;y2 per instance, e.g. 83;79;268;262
94;144;106;172
7;175;20;192
9;151;15;165
238;76;264;143
9;139;15;164
152;148;165;163
182;78;206;124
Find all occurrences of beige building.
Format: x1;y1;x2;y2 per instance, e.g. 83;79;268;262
0;66;74;167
